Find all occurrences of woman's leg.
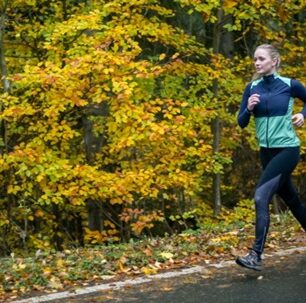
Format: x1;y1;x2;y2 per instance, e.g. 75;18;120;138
252;147;300;255
277;178;306;231
236;147;300;270
252;175;280;254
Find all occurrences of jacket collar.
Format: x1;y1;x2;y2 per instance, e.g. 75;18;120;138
263;72;279;84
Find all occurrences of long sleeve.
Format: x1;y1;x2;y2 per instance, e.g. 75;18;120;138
291;79;306;117
237;83;252;128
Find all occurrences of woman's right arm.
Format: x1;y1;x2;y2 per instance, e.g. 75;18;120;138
237;83;252;129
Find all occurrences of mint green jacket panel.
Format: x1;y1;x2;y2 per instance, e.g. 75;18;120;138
254;98;300;148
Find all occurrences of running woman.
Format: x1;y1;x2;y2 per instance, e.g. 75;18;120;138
236;44;306;271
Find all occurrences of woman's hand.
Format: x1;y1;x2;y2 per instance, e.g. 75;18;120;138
292;113;304;127
247;94;260;111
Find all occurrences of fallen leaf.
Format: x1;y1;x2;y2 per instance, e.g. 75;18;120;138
161;287;173;291
143;248;153;257
48;277;63;289
257;276;263;280
217;284;232;288
141;266;157;275
159;252;174;259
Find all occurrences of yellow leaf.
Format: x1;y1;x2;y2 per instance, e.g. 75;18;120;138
18;263;27;270
56;259;65;267
223;0;238;9
159;252;174;259
141;266;157;275
35;210;45;218
48;277;63;289
117;261;128;273
43;267;53;277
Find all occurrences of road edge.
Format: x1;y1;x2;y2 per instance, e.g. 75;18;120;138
10;245;306;303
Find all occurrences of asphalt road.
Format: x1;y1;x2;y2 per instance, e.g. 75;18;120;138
60;251;306;303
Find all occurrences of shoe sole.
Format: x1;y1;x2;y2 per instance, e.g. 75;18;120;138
235;258;262;271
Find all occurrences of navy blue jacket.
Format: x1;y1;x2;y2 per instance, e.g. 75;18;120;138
238;73;306;147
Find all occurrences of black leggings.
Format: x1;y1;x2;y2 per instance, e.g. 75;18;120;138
253;147;306;255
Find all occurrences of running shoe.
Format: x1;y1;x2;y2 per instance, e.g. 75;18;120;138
236;250;262;271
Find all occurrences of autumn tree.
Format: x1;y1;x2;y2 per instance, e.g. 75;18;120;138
0;0;304;254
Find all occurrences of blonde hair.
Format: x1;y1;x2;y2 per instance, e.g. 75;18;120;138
252;44;281;80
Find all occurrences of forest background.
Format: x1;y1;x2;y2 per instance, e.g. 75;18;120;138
0;0;305;257
0;0;306;298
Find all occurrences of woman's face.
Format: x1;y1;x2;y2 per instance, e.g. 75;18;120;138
254;48;277;76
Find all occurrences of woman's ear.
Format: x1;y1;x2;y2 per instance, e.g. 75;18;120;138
272;59;277;67
274;58;280;68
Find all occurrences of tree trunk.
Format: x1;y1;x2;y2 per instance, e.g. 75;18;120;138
0;2;9;93
212;117;222;216
211;8;223;216
82;102;108;231
211;9;234;217
0;1;10;154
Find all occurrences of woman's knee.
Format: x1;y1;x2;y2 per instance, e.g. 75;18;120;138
254;191;269;213
254;191;264;206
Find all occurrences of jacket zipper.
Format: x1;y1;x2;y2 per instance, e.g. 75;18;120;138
266;91;270;147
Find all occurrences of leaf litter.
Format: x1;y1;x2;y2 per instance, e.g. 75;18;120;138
1;215;306;302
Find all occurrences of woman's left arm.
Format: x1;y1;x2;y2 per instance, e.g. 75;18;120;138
291;79;306;127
